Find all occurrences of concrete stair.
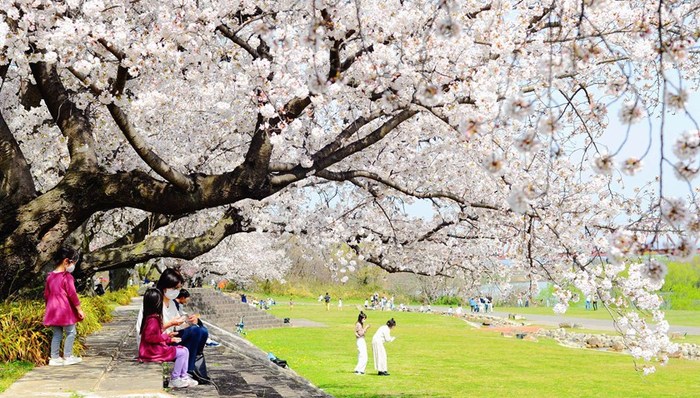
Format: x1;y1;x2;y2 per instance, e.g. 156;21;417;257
188;288;289;331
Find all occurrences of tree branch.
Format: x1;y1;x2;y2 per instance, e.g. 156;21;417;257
107;102;196;191
101;213;188;251
97;38;130;96
0;65;37;214
270;109;419;186
83;207;250;273
315;169;501;211
67;67;196;192
216;24;272;61
30;62;98;170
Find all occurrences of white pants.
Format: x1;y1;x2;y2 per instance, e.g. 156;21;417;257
372;340;388;372
354;337;368;373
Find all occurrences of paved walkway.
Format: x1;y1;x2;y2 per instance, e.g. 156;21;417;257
2;297;331;398
490;311;700;335
1;299;165;398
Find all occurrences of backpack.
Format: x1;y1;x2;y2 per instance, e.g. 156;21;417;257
194;353;209;379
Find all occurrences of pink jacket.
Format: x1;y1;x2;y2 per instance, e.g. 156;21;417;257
138;315;176;362
43;271;81;326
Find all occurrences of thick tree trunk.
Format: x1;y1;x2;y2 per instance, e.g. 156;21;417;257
109;268;131;291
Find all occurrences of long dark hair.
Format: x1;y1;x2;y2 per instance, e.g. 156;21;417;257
357;311;367;325
156;268;184;292
141;288;164;335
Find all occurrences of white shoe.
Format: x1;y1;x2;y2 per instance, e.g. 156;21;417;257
63;356;83;365
183;375;199;387
48;358;64;366
168;378;189;388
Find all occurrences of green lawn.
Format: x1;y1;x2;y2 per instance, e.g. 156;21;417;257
497;305;700;327
0;361;33;393
246;299;700;398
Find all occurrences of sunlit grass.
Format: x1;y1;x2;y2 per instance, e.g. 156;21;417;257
245;299;700;398
0;361;33;393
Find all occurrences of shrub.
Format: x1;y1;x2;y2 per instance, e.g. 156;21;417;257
434;296;461;306
0;287;137;365
661;258;700;310
102;286;137;306
0;300;50;365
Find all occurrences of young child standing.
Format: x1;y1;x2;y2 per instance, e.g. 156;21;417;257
43;247;85;366
139;288;197;389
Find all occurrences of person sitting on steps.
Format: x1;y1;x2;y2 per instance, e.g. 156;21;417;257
136;269;211;385
139;288;196;389
174;289;220;348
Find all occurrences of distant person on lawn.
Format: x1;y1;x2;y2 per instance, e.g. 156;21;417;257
354;311;371;375
43;247;85;366
324;292;331;311
372;318;397;376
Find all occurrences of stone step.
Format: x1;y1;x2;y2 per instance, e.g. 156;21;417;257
201;315;276;323
187;289;288;332
194;305;263;313
198;311;274;319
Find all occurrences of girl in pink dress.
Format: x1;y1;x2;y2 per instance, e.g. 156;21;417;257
139;288;196;388
43;247;85;366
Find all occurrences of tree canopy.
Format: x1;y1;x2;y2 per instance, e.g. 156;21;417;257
1;0;699;371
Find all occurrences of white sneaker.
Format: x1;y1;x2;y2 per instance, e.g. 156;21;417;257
183;375;199;387
168;377;189;388
48;358;64;366
63;356;83;365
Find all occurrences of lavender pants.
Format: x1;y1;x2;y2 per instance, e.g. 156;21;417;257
172;346;189;380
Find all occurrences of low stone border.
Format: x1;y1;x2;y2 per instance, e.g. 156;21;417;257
534;328;700;360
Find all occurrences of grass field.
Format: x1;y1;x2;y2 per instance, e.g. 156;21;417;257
246;298;700;398
0;361;33;392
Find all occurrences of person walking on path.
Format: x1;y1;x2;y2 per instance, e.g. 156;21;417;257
324;292;331;311
372;318;397;376
338;298;343;311
43;247;85;366
139;289;196;389
354;312;371;374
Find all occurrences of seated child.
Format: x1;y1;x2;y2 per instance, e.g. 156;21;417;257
139;288;197;389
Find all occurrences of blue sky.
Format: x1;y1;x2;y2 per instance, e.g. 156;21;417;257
599;90;699;202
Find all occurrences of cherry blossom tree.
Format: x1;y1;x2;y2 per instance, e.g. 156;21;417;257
1;0;699;371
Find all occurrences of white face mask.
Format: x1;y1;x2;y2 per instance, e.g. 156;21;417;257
66;264;76;273
164;289;180;300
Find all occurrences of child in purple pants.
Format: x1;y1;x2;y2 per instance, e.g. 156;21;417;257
139;289;197;389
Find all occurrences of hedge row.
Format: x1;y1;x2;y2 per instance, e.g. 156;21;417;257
0;286;137;365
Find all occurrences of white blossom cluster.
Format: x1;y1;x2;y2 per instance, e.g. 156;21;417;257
1;0;699;372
